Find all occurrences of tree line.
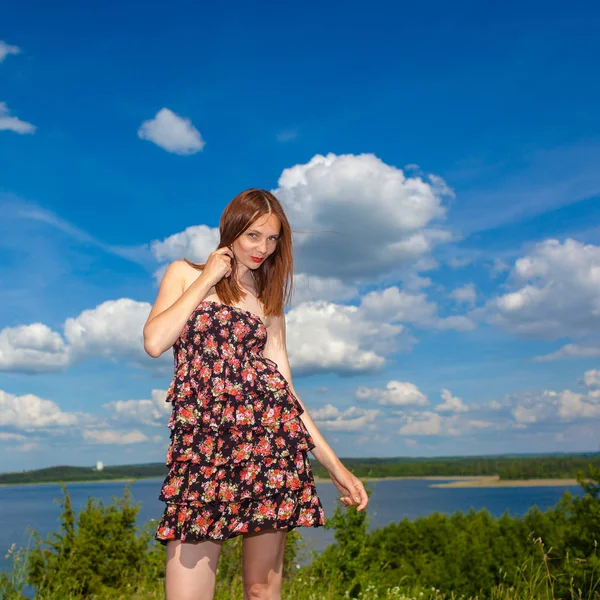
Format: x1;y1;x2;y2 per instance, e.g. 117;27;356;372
1;453;599;485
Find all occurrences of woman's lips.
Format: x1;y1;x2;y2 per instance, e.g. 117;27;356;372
250;256;264;263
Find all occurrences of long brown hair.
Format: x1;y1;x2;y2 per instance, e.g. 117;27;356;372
185;189;294;317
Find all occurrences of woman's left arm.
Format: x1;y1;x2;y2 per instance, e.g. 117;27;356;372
264;312;369;511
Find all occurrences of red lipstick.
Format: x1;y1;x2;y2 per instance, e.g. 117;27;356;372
251;256;264;263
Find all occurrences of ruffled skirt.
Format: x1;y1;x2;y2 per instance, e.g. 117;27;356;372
154;355;326;544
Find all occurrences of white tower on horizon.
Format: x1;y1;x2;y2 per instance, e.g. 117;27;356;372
96;460;104;471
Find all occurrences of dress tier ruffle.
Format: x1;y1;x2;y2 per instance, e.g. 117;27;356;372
155;301;326;544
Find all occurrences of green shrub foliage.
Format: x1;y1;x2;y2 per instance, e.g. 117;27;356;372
0;466;599;599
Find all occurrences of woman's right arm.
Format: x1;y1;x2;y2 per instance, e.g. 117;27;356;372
143;260;214;358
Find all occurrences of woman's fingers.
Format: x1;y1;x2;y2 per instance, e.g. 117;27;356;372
339;480;369;511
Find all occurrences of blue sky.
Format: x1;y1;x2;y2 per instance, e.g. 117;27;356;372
1;0;600;471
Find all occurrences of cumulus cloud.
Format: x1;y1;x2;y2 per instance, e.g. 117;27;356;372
0;102;36;134
584;369;600;388
436;389;468;413
482;239;600;339
360;286;476;332
534;344;600;362
502;371;600;427
0;323;70;373
554;390;600;419
273;153;453;280
512;405;538;424
285;300;412;376
83;429;149;445
311;404;380;432
1;293;409;378
0;389;78;428
0;41;20;62
290;273;358;305
449;283;477;306
138;108;205;155
103;389;170;426
148;152;455;287
64;298;153;365
399;411;441;436
0;299;171;374
151;224;220;264
356;381;428;407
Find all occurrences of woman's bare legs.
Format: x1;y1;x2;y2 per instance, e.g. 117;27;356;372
165;539;224;600
242;529;287;600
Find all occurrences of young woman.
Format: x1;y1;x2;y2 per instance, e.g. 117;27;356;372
144;189;369;600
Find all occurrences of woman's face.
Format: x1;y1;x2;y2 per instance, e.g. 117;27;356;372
232;213;281;270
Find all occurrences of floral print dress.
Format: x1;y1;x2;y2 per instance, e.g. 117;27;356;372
155;300;326;544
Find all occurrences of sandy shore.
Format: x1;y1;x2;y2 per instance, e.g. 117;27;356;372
313;475;503;484
430;475;580;488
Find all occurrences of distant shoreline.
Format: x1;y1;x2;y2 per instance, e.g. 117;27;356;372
0;475;583;489
0;477;140;488
429;476;581;488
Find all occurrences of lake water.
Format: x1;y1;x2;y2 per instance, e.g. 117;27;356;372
0;477;583;573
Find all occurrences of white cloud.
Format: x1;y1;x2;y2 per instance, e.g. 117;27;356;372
16;442;40;452
285;300;412;376
491;258;510;276
138;107;205;155
310;404;341;420
534;344;600;362
311;404;380;432
512;405;538;424
64;298;154;366
290;273;358;305
447;257;472;269
482;239;600;339
0;299;171;374
83;429;149;445
467;420;494;428
555;390;600;419
584;369;600;388
0;102;36;134
436;388;468;413
150;224;219;265
361;286;476;331
148;153;456;286
0;432;26;441
273;153;453;280
103;389;170;426
356;381;428;407
399;411;441;435
449;283;477;306
0;41;20;63
0;390;78;428
0;323;70;373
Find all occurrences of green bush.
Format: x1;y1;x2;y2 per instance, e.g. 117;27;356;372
1;467;599;599
25;483;163;598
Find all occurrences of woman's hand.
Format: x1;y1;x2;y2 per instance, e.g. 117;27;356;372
328;465;369;511
202;246;234;287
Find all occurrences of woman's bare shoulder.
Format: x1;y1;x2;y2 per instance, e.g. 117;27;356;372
178;259;204;292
